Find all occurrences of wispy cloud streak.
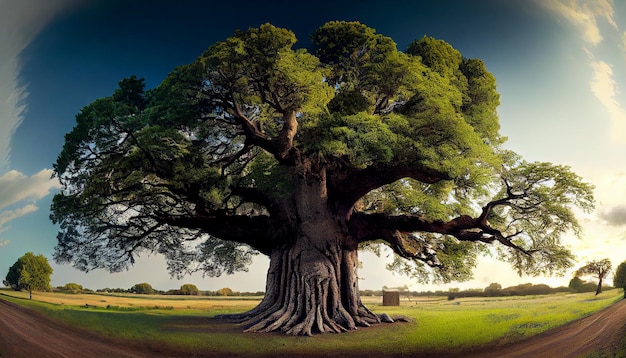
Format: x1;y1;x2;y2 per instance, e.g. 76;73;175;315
540;0;616;46
588;60;626;141
539;0;626;142
0;0;85;171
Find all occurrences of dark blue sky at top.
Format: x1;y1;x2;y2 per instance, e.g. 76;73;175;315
11;0;552;175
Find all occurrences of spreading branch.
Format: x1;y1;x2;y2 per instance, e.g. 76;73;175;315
329;163;451;217
162;215;275;255
348;198;535;266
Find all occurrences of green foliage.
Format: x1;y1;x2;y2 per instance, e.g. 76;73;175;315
202;22;333;116
568;277;597;293
180;283;199;295
575;259;612;295
484;282;502;296
569;276;585;292
312;21;398;91
613;261;626;297
494;160;594;276
406;36;462;76
61;283;84;294
575;259;612;279
130;282;154;294
327;89;371;115
614;261;626;286
4;252;53;296
304;113;396;168
216;287;234;296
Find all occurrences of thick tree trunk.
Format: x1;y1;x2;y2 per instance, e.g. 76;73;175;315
595;275;603;295
216;176;381;335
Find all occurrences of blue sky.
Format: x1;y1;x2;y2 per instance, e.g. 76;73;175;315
2;0;626;292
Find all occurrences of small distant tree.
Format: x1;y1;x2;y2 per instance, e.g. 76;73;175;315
217;287;234;296
130;282;154;294
613;261;626;299
180;283;199;295
4;252;53;299
484;282;502;296
568;276;585;293
62;283;84;294
575;259;612;295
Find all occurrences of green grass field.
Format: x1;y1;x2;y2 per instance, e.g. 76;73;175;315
1;288;622;356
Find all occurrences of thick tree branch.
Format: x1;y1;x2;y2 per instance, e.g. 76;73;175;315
228;99;298;165
349;210;533;260
162;214;275;255
230;186;288;220
329;163;451;217
230;100;275;151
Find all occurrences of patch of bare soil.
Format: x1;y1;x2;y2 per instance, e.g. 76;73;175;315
0;296;624;357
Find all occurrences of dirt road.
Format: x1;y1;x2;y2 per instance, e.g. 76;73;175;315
464;297;626;357
0;296;624;357
0;299;153;358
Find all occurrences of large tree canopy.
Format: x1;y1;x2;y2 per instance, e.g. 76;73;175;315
52;21;594;335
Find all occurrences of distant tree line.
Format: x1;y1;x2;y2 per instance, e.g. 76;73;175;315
40;258;626;300
359;281;613;299
45;282;265;296
85;284;264;296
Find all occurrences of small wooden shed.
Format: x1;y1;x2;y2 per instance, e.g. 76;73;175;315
382;290;400;306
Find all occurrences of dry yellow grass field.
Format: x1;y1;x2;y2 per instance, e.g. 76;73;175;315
0;289;262;310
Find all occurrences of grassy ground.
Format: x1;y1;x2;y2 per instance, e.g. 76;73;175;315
0;288;622;356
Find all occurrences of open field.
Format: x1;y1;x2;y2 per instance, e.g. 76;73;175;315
0;288;623;357
0;289;263;310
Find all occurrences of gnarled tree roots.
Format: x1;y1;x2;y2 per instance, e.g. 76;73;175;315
214;247;385;336
215;291;382;336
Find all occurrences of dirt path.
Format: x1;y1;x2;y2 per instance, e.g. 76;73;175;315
0;296;624;357
0;298;154;358
463;297;626;358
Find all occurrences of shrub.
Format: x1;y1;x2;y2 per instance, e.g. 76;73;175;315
61;283;84;294
180;283;199;295
217;287;234;296
130;282;154;294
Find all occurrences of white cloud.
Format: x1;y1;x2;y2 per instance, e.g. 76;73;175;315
0;169;61;247
0;0;86;171
0;204;38;230
588;61;626;142
539;1;626;143
0;169;61;211
539;0;616;46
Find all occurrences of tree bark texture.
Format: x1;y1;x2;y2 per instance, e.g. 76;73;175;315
216;177;380;335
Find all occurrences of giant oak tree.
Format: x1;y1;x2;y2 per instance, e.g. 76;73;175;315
51;22;594;335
